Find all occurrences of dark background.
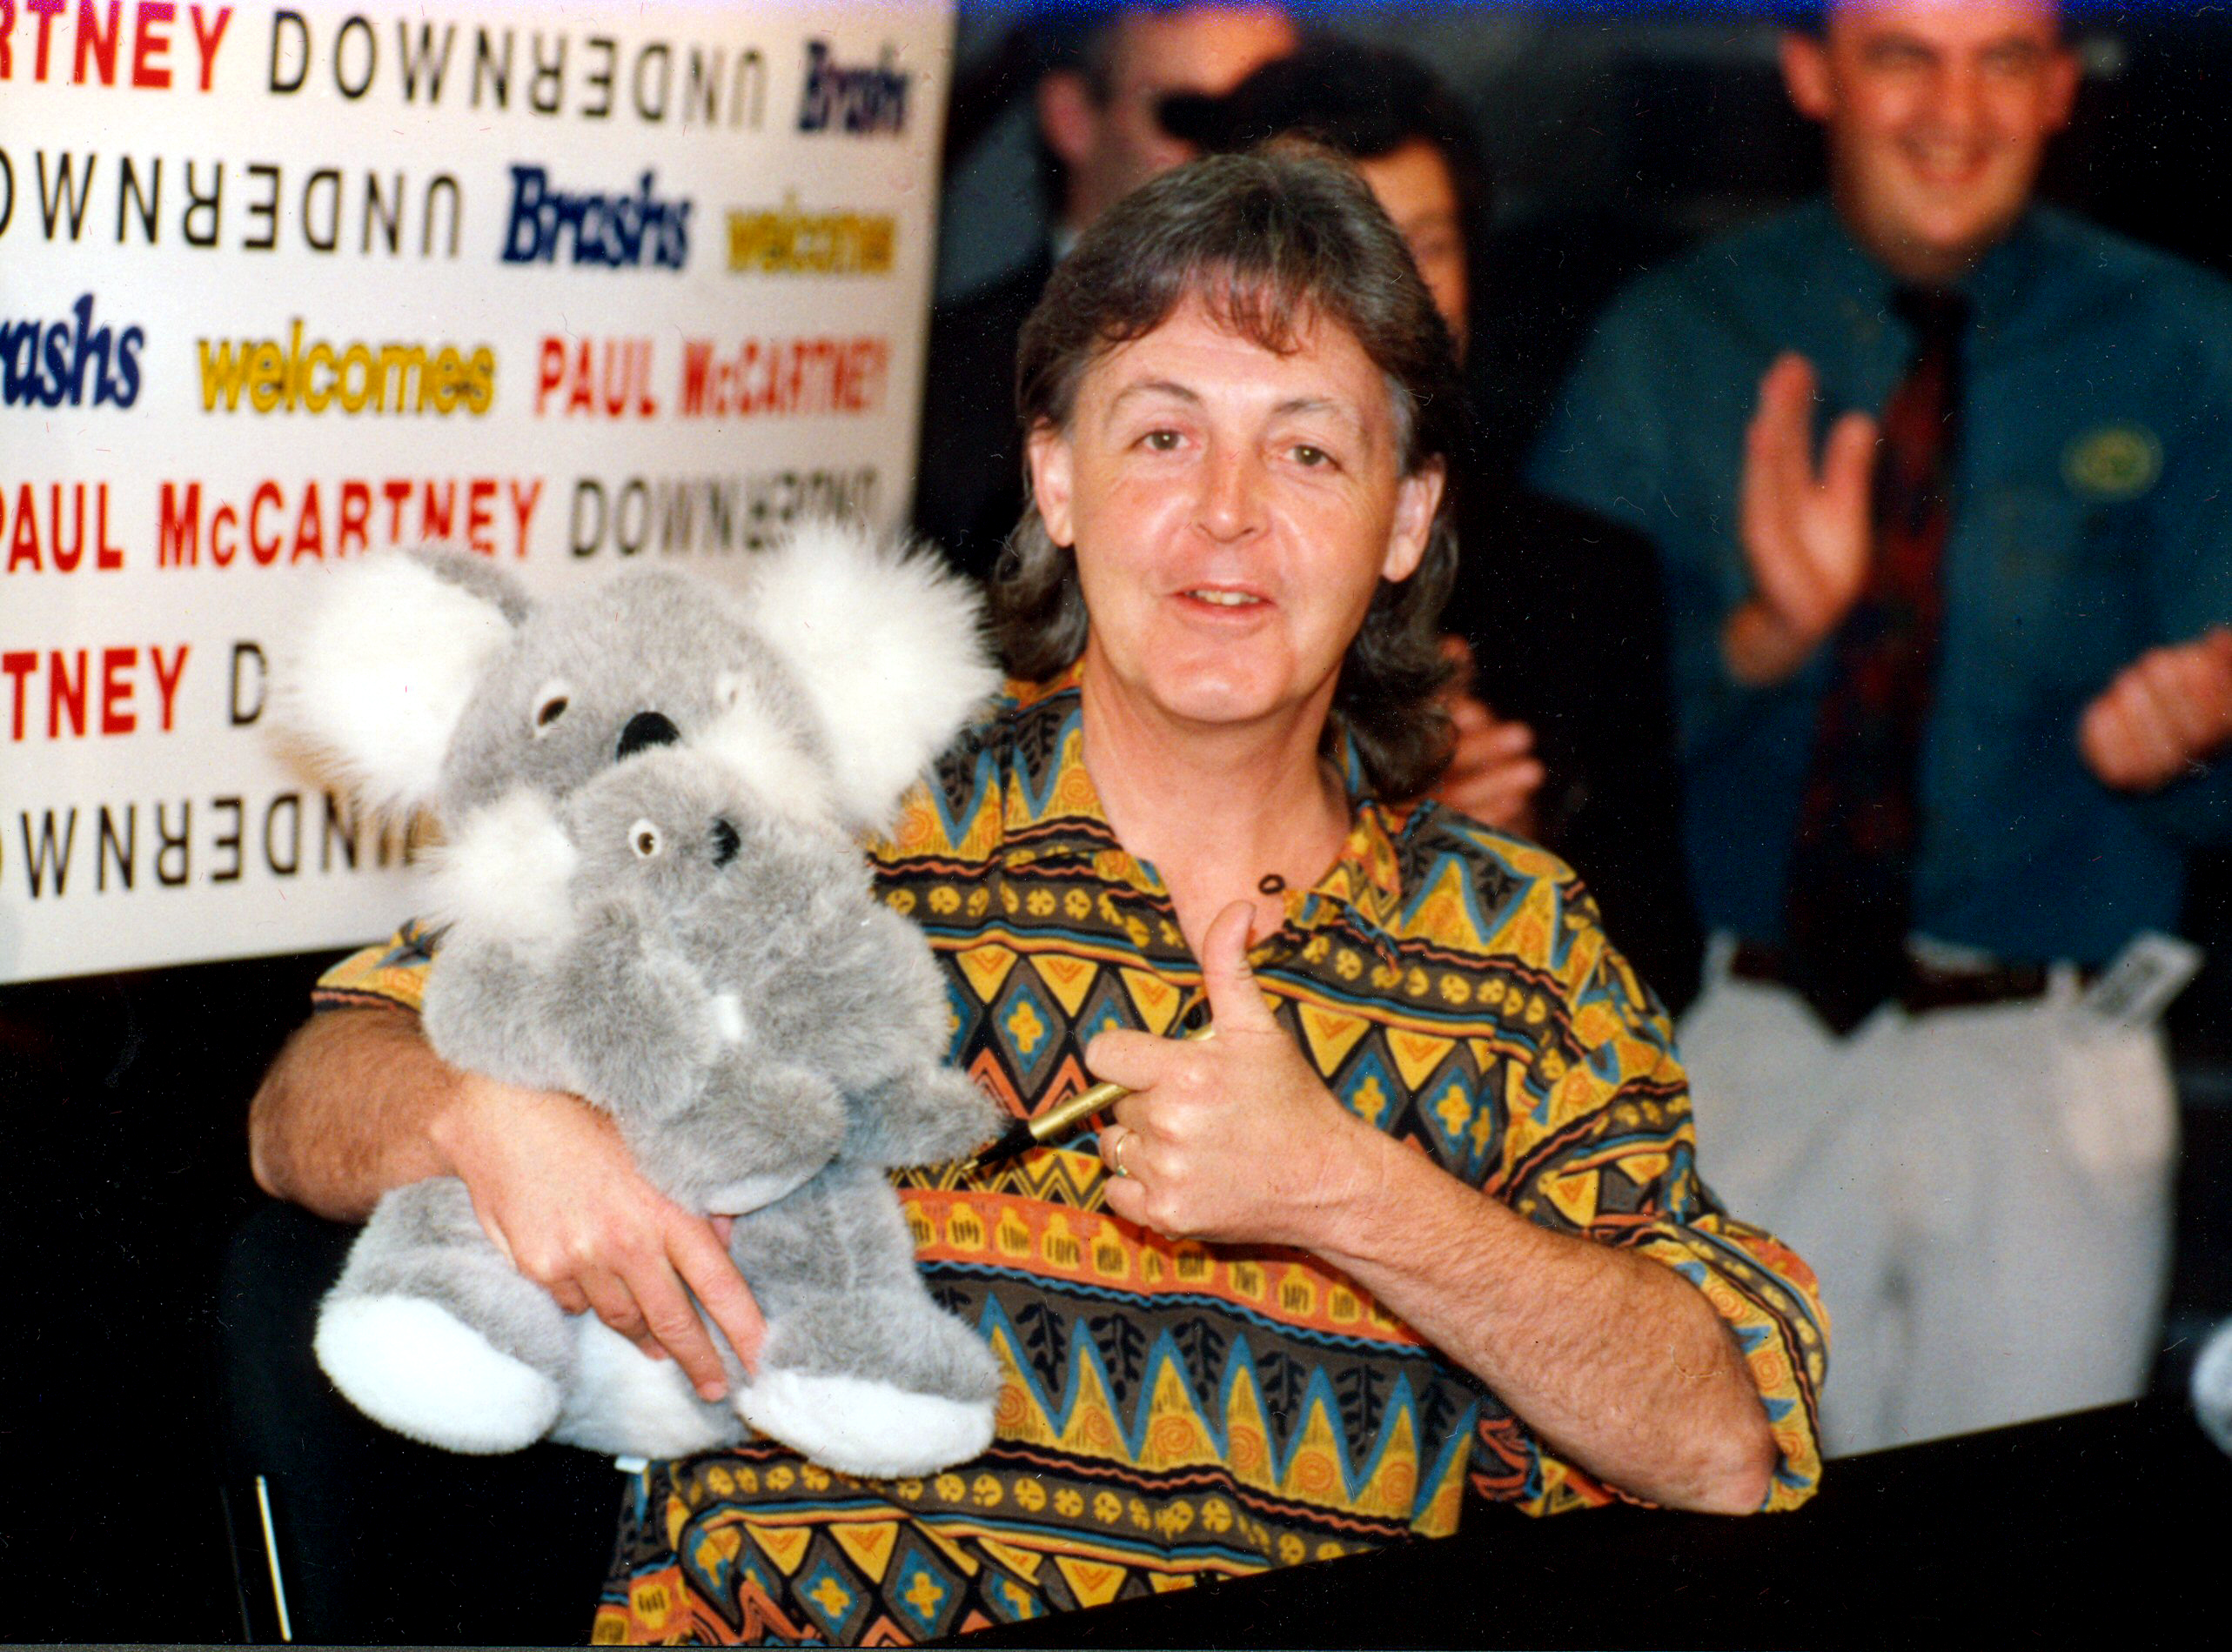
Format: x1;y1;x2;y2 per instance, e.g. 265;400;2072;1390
6;3;2231;1641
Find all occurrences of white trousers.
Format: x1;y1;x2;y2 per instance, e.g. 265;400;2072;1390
1679;950;2178;1457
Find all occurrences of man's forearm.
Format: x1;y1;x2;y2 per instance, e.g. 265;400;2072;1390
248;1005;464;1221
1310;1127;1778;1515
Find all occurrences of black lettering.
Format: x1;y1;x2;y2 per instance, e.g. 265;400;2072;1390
264;792;301;878
97;804;134;893
302;166;339;252
18;808;77;898
569;478;605;556
243;160;277;251
36;149;95;240
614;477;648;555
267;9;307;94
471;25;509;108
333;14;374;98
181;158;219;247
155;800;190;886
211;795;244;882
527;30;563;115
580;34;613;118
396;18;453;101
320;790;359;872
229;642;265;726
421;171;459;258
631;41;668;121
362;169;398;255
117;153;158;244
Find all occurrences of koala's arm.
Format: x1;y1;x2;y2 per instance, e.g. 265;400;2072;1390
844;1065;1005;1167
545;899;722;1120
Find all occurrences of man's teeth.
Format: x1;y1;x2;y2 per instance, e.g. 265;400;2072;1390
1187;590;1261;606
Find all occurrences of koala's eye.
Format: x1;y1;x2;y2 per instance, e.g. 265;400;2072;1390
630;819;663;859
532;679;573;738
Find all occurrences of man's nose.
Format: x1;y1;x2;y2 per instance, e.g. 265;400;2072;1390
1194;441;1267;542
1922;58;1987;140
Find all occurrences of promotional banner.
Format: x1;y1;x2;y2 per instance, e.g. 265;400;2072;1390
1;0;954;981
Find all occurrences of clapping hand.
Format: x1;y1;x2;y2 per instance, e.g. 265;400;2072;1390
2080;626;2232;793
1723;352;1880;685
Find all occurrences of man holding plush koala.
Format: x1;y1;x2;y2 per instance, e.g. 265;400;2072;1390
255;150;1824;1644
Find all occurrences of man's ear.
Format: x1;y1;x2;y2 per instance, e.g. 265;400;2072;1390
1381;459;1444;585
2041;43;2081;134
1025;421;1077;549
1780;31;1836;124
1036;70;1100;173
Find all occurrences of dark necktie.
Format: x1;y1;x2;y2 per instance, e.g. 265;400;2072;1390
1779;287;1967;1033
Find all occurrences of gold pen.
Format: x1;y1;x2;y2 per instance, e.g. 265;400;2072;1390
970;1023;1215;1167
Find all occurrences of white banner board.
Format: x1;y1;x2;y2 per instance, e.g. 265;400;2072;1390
1;0;954;982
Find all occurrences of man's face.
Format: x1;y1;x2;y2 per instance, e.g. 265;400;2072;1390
1026;293;1439;740
1043;5;1298;231
1784;0;2079;284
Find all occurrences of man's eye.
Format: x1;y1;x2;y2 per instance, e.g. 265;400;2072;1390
1291;445;1331;467
1143;429;1183;451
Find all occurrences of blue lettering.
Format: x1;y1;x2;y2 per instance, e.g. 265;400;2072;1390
498;163;687;271
0;293;146;409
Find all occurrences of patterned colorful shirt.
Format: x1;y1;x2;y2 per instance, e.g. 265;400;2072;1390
315;672;1826;1646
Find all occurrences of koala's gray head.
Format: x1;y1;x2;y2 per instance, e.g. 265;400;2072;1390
278;522;1002;840
437;573;823;822
564;747;753;907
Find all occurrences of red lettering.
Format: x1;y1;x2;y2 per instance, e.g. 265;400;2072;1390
566;338;594;415
97;482;122;569
338;479;370;555
2;652;34;740
292;479;324;561
186;0;223;90
248;479;281;565
49;648;86;738
211;502;238;566
9;482;40;572
149;642;187;730
27;1;64;82
100;645;137;734
158;480;200;567
421;479;454;542
466;478;495;555
381;478;412;542
72;0;117;85
131;0;171;87
536;336;564;415
50;483;84;572
508;478;541;558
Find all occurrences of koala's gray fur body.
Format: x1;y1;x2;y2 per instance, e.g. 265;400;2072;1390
280;525;1006;1475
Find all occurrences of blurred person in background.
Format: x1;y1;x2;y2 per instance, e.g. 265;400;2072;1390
914;2;1298;580
1533;0;2232;1455
1167;38;1704;1011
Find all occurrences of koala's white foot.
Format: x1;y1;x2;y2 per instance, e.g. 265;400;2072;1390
735;1369;995;1480
316;1294;560;1455
550;1317;744;1459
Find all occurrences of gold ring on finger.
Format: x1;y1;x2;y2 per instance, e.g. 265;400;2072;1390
1112;1131;1135;1180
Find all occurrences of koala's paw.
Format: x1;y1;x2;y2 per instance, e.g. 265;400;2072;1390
700;1159;826;1217
734;1369;995;1480
315;1294;560;1455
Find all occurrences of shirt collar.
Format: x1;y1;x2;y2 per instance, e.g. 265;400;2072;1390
991;668;1409;937
1814;195;2043;343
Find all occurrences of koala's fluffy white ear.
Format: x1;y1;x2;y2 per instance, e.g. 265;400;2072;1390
746;521;1000;829
274;552;525;819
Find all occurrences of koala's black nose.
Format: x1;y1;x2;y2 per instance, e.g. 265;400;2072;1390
710;819;741;868
616;711;680;761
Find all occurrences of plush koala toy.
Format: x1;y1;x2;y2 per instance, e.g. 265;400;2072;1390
278;524;1006;1476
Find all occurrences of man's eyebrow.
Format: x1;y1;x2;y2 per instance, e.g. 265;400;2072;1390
1107;378;1203;414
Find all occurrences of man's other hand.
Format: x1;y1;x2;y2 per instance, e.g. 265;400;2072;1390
1723;351;1880;686
1431;635;1544;833
435;1074;766;1401
2080;626;2232;793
